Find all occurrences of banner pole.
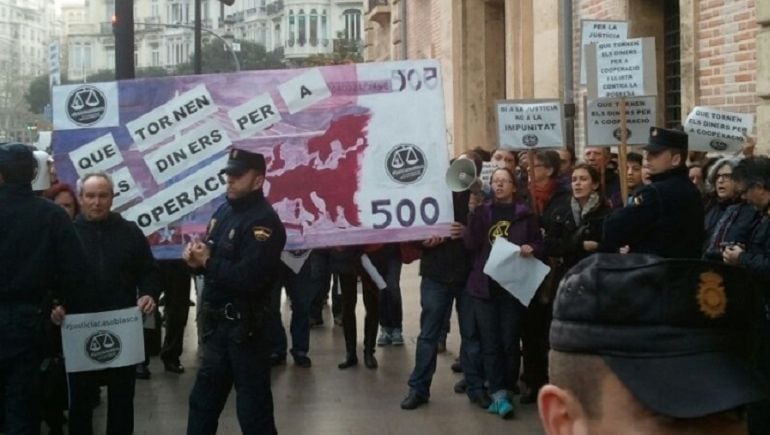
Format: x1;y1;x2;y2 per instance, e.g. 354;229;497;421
618;97;629;205
527;150;538;216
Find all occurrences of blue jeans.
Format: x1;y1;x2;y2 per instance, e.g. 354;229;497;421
379;256;403;330
187;320;275;435
474;291;525;395
268;260;318;358
407;277;461;398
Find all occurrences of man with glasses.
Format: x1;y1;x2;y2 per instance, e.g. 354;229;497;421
723;156;770;433
601;127;704;258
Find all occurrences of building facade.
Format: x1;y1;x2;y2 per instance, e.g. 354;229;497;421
61;0;364;81
365;0;770;156
0;0;58;141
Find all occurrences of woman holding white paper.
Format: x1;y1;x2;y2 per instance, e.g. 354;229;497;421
463;167;543;419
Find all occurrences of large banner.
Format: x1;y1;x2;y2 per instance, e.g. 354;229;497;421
52;60;453;258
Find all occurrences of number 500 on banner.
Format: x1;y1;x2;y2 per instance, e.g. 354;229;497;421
367;196;440;230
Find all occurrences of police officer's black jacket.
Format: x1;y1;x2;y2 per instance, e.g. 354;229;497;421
202;188;286;309
602;165;704;258
72;212;161;313
0;183;88;306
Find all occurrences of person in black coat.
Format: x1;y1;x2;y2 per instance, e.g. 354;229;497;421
702;157;759;261
521;163;611;404
1;143;89;434
602;127;704;258
51;172;160;435
723;156;770;435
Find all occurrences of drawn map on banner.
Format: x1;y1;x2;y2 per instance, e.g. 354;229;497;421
51;60;454;259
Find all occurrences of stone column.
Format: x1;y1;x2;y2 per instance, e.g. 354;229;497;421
757;0;770;153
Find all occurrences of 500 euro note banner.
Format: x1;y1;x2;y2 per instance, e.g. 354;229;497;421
52;60;453;258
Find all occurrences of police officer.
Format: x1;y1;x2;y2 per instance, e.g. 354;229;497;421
0;143;88;433
602;127;704;257
538;254;766;435
185;148;286;435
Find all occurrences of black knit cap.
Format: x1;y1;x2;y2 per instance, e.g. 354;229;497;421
0;142;36;184
220;147;266;176
550;254;766;418
643;126;688;153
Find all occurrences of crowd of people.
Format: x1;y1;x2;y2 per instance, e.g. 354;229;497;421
2;123;770;434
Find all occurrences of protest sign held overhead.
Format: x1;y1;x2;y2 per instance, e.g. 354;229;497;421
52;60;454;259
586;37;657;99
586;96;656;146
496;100;564;150
580;20;628;85
684;107;754;152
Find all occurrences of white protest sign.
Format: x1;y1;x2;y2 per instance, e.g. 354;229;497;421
278;68;332;114
52;82;120;130
144;120;232;184
61;307;145;373
496;100;564;150
126;84;217;152
586;96;656;146
580;20;628;85
68;132;123;177
122;154;229;236
684;107;754;152
109;166;140;209
586;37;657;99
479;161;496;192
228;93;282;137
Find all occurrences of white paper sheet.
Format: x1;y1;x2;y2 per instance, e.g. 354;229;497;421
483;238;550;304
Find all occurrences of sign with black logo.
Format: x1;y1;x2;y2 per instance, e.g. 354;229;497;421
67;86;107;126
52;82;120;130
85;331;122;363
684;106;753;153
61;307;145;373
586;96;655;147
386;144;427;184
496;99;564;150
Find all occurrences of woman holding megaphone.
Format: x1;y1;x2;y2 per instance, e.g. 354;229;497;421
462;166;542;419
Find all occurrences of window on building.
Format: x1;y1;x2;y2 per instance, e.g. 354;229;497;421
343;9;361;41
151;43;160;67
321;10;328;45
274;23;281;47
298;9;306;46
151;0;159;18
310;9;318;46
664;0;681;128
105;0;114;22
288;11;295;46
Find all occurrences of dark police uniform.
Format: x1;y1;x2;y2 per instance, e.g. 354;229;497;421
0;143;88;433
602;127;704;258
187;149;286;435
551;254;766;419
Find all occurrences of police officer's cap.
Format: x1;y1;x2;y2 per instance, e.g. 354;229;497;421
0;142;36;184
551;254;766;419
220;147;266;176
643;126;688;153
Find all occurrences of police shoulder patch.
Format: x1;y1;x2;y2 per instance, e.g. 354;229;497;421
253;226;272;241
632;195;643;206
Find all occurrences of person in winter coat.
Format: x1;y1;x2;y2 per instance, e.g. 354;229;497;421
463;167;543;419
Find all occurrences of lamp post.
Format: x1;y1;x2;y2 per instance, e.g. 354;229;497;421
136;22;241;72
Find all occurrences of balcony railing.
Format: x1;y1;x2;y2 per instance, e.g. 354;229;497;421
266;0;284;16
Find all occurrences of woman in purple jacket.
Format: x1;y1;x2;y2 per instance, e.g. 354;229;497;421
463;167;543;419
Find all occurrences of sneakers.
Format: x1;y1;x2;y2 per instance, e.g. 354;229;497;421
487;398;515;419
377;330;392;346
390;328;404;346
